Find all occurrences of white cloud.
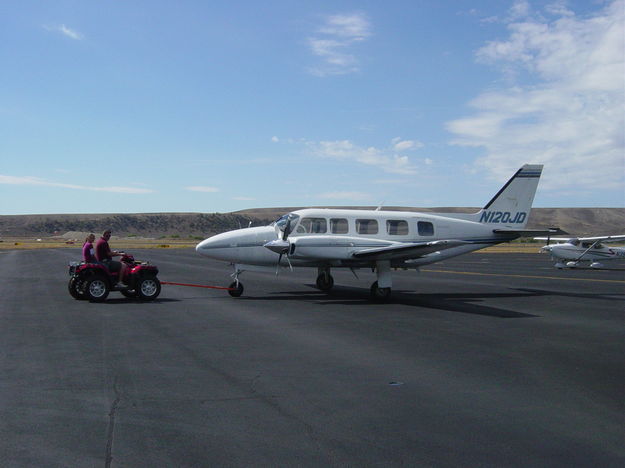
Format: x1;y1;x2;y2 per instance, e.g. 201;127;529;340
318;13;370;38
44;24;84;40
306;138;423;175
319;191;370;201
0;174;153;193
508;0;531;21
391;137;424;151
447;0;625;191
307;12;371;77
271;136;279;142
185;186;220;193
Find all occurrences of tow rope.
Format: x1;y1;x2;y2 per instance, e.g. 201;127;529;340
160;281;235;291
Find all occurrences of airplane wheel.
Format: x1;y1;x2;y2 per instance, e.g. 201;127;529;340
370;281;391;301
228;281;244;297
316;273;334;291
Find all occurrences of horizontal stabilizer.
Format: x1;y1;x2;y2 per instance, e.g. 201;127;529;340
352;239;468;261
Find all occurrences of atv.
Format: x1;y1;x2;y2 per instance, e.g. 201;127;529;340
68;253;161;302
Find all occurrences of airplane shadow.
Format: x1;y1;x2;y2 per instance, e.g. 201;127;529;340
514;287;625;302
240;285;540;319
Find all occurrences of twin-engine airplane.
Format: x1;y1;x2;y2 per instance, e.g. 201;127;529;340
535;235;625;269
196;164;562;300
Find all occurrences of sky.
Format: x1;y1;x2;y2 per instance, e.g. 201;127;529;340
1;0;623;215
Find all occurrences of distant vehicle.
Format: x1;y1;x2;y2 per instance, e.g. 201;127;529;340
68;253;161;302
197;164;562;300
535;235;625;268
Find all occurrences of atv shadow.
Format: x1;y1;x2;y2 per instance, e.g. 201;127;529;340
97;297;181;305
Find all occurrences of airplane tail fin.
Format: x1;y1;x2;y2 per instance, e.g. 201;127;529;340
446;164;543;228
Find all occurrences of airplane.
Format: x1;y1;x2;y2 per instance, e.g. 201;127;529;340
535;235;625;269
196;164;563;300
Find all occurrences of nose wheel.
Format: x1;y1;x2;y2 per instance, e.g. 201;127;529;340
228;281;244;297
228;266;244;297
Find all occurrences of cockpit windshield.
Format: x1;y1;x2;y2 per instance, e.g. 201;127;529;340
273;213;300;233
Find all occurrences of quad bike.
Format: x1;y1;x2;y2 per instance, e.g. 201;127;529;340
68;254;161;302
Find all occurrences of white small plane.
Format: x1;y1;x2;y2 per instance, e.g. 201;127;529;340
535;235;625;269
196;164;561;300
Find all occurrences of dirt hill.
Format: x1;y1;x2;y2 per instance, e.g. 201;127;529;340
0;208;623;239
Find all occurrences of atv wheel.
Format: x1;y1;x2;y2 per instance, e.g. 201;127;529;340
68;277;85;300
85;276;110;302
137;277;161;301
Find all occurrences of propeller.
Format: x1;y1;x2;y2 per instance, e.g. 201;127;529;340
264;215;294;274
282;216;292;241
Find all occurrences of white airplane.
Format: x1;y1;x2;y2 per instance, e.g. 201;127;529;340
535;235;625;269
196;164;561;300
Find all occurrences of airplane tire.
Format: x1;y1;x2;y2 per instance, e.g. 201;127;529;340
316;273;334;291
228;281;244;297
370;281;391;301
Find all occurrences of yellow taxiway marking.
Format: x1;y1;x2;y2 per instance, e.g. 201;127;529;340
422;269;625;284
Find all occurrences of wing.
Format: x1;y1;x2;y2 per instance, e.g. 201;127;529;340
577;235;625;243
351;239;469;261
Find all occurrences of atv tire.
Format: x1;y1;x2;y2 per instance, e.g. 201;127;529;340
68;277;85;300
137;277;161;301
84;275;110;302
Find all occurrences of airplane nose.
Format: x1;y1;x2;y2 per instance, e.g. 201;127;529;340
195;238;208;255
540;245;552;253
196;236;222;256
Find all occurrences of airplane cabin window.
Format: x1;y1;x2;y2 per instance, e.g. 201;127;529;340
299;217;327;234
356;219;378;235
417;221;434;236
387;220;409;235
330;218;349;234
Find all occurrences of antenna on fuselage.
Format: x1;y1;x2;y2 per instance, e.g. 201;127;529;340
375;201;385;211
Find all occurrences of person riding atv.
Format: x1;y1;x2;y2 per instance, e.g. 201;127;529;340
68;250;161;302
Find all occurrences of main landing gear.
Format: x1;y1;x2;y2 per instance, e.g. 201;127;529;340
316;264;393;301
316;267;334;291
226;264;393;301
370;281;392;301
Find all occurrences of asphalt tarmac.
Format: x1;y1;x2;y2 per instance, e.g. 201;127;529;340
1;248;623;467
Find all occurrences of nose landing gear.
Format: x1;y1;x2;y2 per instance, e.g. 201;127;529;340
228;267;244;297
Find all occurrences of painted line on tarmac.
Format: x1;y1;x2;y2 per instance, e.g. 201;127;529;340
422;269;625;284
